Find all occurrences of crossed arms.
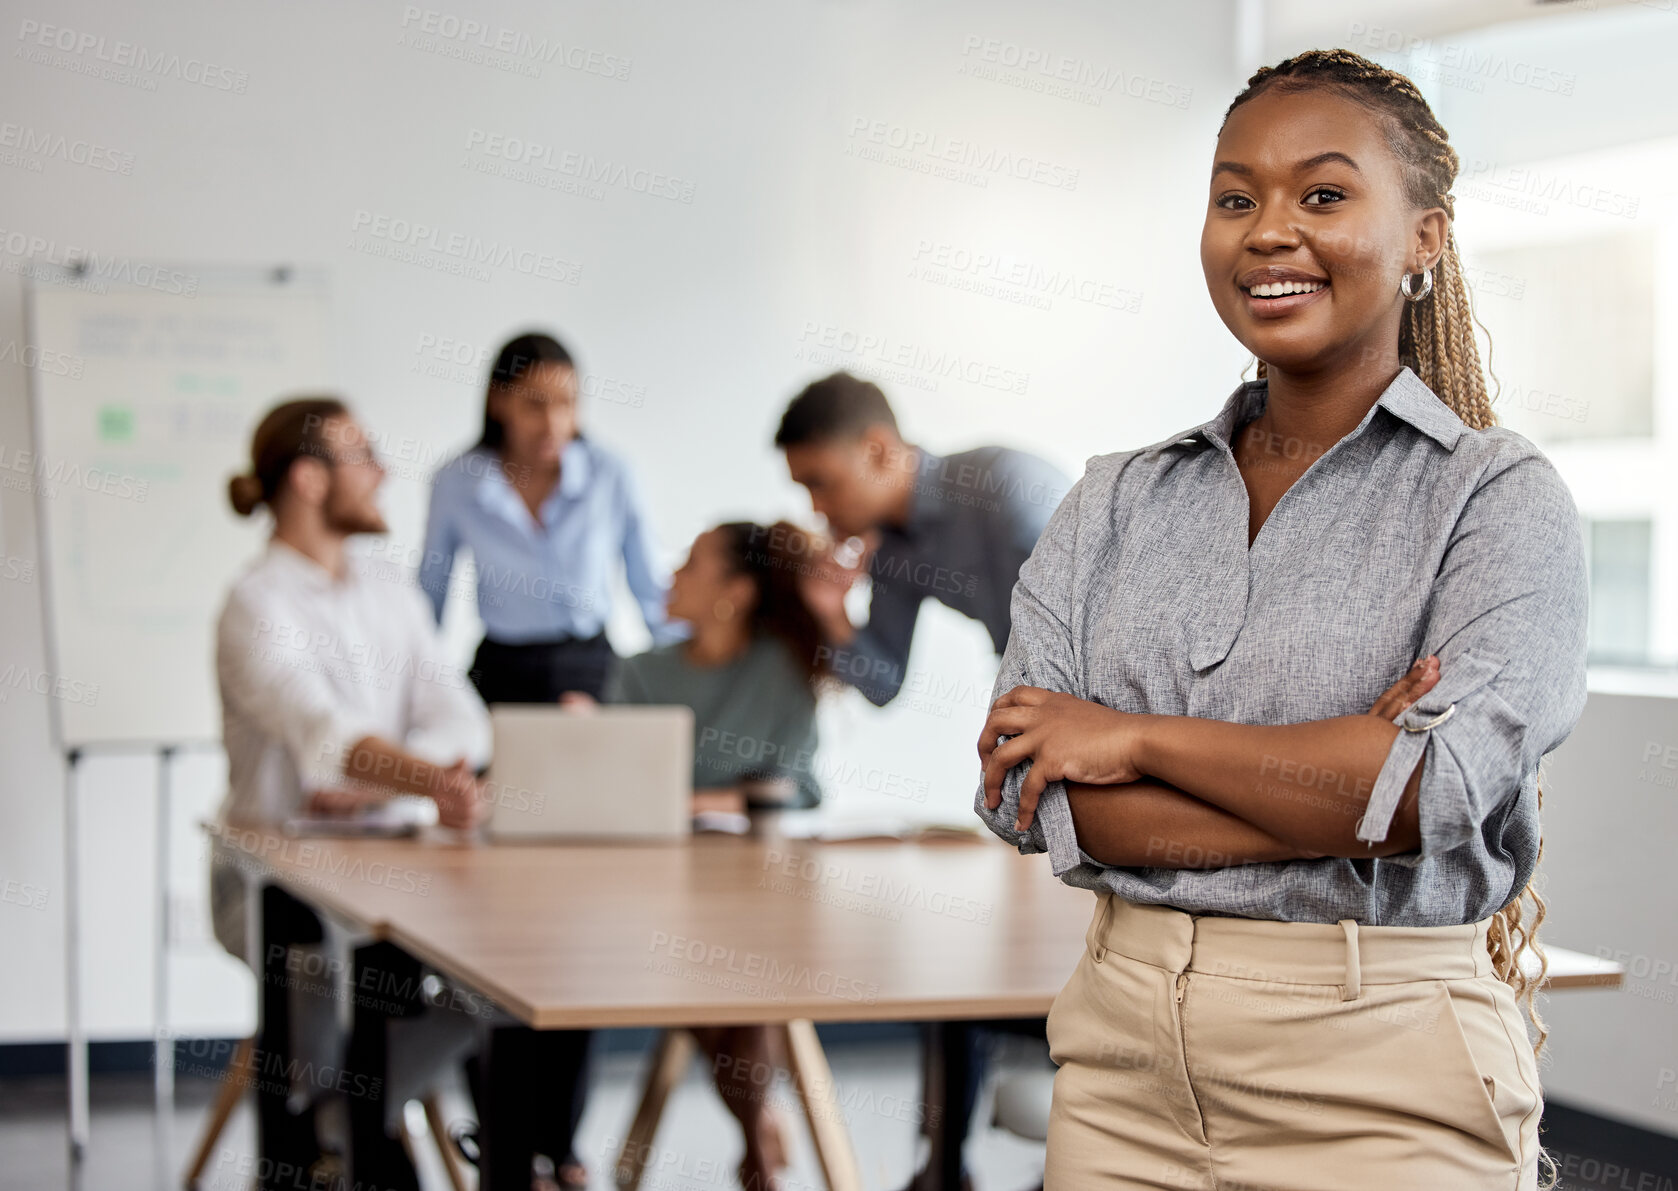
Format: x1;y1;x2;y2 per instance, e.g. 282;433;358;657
978;663;1437;868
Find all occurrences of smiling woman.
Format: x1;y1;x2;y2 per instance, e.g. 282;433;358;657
976;48;1588;1191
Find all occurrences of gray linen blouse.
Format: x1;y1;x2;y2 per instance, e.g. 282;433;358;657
973;365;1589;926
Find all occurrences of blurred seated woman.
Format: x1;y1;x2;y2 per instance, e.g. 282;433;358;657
595;519;834;1189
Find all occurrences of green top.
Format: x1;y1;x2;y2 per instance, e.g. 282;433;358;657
603;633;823;809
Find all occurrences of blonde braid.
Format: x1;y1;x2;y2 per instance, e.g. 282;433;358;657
1228;47;1554;1186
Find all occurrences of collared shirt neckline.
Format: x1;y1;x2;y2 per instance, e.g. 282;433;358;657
266;536;355;593
475;436;592;530
1149;365;1465;457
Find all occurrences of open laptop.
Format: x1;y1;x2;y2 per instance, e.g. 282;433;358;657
484;704;694;842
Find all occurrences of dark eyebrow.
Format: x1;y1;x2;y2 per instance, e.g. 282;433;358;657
1212;151;1363;180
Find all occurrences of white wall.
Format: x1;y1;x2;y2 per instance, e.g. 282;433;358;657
0;0;1248;1043
1;0;1671;1148
1535;692;1678;1137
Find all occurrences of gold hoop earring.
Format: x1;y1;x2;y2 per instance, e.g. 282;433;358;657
713;598;735;620
1400;266;1433;303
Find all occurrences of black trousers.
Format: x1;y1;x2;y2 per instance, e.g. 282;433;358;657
470;631;615;704
256;886;329;1191
466;1027;594;1190
920;1017;1050;1188
464;631;602;1184
344;943;429;1191
258;885;430;1191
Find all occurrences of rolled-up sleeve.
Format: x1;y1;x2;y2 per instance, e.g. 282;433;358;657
1355;452;1589;861
974;458;1105;876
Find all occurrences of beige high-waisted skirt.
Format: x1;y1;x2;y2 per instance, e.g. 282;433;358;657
1044;892;1542;1190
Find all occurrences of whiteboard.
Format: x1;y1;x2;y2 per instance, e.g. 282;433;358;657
27;268;334;748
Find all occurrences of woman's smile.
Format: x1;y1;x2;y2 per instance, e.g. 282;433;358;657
1240;281;1330;320
1238;265;1332;320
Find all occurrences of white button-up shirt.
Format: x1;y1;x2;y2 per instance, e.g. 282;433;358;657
215;539;491;827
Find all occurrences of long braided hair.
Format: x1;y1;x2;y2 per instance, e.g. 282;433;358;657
1222;43;1555;1161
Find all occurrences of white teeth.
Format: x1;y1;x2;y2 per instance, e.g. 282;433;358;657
1250;279;1325;297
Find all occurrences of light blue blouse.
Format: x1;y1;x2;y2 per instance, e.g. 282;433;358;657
419;437;682;645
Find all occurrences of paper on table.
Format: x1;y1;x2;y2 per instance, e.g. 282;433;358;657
283;795;436;837
775;811;984;843
692;810;752;835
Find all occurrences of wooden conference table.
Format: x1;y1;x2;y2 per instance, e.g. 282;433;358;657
211;824;1625;1190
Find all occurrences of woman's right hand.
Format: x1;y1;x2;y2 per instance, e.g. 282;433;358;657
1369;655;1440;721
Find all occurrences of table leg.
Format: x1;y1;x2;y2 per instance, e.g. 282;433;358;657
422;1093;472;1191
781;1020;861;1191
614;1028;695;1190
182;1035;255;1188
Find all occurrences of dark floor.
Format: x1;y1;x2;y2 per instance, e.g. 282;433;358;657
0;1036;1047;1191
0;1041;1670;1190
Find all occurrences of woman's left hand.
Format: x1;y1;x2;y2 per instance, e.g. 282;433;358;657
979;687;1152;830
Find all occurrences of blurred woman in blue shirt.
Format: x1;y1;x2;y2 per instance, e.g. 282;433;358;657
421;331;682;703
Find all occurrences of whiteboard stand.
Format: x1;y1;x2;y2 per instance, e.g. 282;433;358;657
63;749;86;1166
155;746;176;1112
57;741;202;1168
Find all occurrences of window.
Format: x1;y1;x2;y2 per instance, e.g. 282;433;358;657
1474;232;1655;444
1583;517;1653;667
